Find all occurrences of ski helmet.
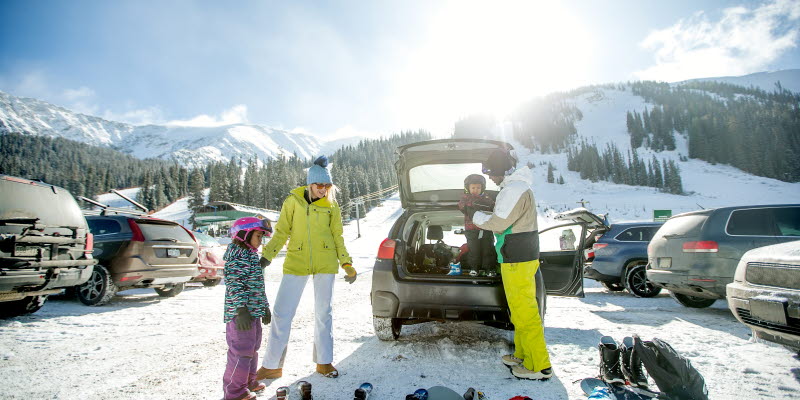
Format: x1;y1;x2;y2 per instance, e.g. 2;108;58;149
229;217;272;248
482;148;517;177
463;174;486;193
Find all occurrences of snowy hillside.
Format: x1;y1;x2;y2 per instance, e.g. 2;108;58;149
680;69;800;93
0;90;352;168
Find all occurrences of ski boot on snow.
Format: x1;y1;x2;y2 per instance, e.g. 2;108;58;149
620;336;648;388
297;381;313;400
406;388;429;400
598;336;625;384
276;386;289;400
354;382;373;400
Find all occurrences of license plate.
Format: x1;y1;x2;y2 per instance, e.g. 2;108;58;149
166;248;181;258
750;299;788;325
658;257;671;269
14;245;38;257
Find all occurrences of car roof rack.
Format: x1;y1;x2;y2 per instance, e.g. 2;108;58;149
79;189;149;217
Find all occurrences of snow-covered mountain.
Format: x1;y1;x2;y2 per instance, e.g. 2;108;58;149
0;90;359;168
679;69;800;93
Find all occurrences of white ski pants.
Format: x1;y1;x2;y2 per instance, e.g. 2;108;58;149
261;273;335;369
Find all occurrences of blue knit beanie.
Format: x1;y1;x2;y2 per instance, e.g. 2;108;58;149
307;155;333;185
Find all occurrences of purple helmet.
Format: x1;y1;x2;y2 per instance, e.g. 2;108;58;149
464;174;486;193
230;217;272;248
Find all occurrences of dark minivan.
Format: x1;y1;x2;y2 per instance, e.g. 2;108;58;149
370;139;587;340
647;204;800;308
0;175;96;317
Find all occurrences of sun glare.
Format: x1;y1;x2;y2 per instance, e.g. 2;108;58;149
392;1;594;135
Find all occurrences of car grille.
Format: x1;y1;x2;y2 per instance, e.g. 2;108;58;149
736;308;800;336
745;262;800;290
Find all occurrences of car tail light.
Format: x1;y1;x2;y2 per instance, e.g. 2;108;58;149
128;219;145;242
84;233;94;254
181;225;197;242
682;240;718;253
119;275;143;282
377;238;396;260
593;243;608;250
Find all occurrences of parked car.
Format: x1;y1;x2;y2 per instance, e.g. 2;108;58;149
79;214;199;305
371;139;586;340
0;175;97;317
567;210;663;297
647;204;800;308
191;231;225;287
727;240;800;353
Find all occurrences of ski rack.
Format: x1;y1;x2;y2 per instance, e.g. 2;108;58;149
79;189;149;217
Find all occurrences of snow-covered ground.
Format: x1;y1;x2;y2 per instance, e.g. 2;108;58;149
2;190;800;399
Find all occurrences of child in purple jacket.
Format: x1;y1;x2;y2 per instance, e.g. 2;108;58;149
222;217;272;400
457;174;497;276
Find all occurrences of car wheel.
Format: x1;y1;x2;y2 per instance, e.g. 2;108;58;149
601;282;625;292
624;263;662;298
0;295;48;318
155;283;185;297
77;265;117;306
669;291;716;308
202;278;222;287
373;316;401;341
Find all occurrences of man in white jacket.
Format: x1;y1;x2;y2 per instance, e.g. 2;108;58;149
470;148;552;380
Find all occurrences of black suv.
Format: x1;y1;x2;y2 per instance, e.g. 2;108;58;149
0;175;96;317
647;204;800;308
370;139;585;340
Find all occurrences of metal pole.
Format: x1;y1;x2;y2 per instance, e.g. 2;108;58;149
355;199;361;238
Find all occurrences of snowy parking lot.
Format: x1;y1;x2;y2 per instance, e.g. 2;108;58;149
2;197;799;399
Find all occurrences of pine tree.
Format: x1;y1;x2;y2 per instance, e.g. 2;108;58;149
547;163;555;183
188;169;206;229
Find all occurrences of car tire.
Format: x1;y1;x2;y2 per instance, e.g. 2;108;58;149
624;263;661;298
601;282;625;292
77;265;117;306
669;291;716;308
155;283;185;297
0;295;48;318
373;316;401;341
202;278;222;287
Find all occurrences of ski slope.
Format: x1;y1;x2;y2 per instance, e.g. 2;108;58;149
1;190;800;399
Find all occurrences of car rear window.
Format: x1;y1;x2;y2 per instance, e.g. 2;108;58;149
194;232;220;247
88;219;122;235
137;221;194;242
659;215;707;236
727;207;800;236
409;163;499;193
615;226;660;241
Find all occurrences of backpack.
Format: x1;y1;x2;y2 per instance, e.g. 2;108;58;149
633;336;708;400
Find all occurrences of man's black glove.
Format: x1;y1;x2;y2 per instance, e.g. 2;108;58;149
261;307;272;325
235;307;253;331
259;257;270;268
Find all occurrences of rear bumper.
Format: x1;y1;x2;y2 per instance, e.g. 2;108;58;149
113;264;199;287
646;268;727;299
0;264;95;293
191;266;224;282
727;282;800;351
371;259;510;323
583;265;620;283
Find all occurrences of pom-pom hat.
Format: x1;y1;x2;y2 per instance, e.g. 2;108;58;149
307;155;333;185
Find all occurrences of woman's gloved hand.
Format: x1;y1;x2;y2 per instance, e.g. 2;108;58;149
342;263;357;284
235;307;253;331
259;257;271;268
261;307;272;325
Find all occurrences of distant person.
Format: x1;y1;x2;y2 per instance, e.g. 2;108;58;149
470;148;553;380
222;217;273;400
256;155;357;380
457;174;497;276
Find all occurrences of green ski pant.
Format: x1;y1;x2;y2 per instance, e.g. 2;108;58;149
501;259;551;372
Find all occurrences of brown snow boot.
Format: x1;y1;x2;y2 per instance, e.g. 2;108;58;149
255;367;282;380
316;363;339;378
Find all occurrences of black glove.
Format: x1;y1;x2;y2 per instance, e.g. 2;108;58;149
261;307;272;325
235;307;253;331
259;257;271;268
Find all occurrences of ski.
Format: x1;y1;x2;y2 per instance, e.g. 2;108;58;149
354;382;373;400
580;378;658;400
297;380;313;400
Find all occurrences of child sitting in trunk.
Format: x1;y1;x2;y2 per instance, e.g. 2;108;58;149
457;174;497;276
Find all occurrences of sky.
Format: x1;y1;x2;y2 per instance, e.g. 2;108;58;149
1;0;799;139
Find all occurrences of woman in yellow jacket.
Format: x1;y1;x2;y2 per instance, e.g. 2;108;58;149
255;156;356;380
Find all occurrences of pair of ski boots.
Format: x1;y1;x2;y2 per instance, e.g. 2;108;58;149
598;335;648;388
276;381;312;400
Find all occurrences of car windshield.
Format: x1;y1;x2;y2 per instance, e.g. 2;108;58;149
409;163;499;193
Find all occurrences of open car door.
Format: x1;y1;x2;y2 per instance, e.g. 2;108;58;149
537;208;608;297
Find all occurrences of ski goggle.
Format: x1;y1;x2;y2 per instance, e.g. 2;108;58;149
232;220;273;235
312;183;333;188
